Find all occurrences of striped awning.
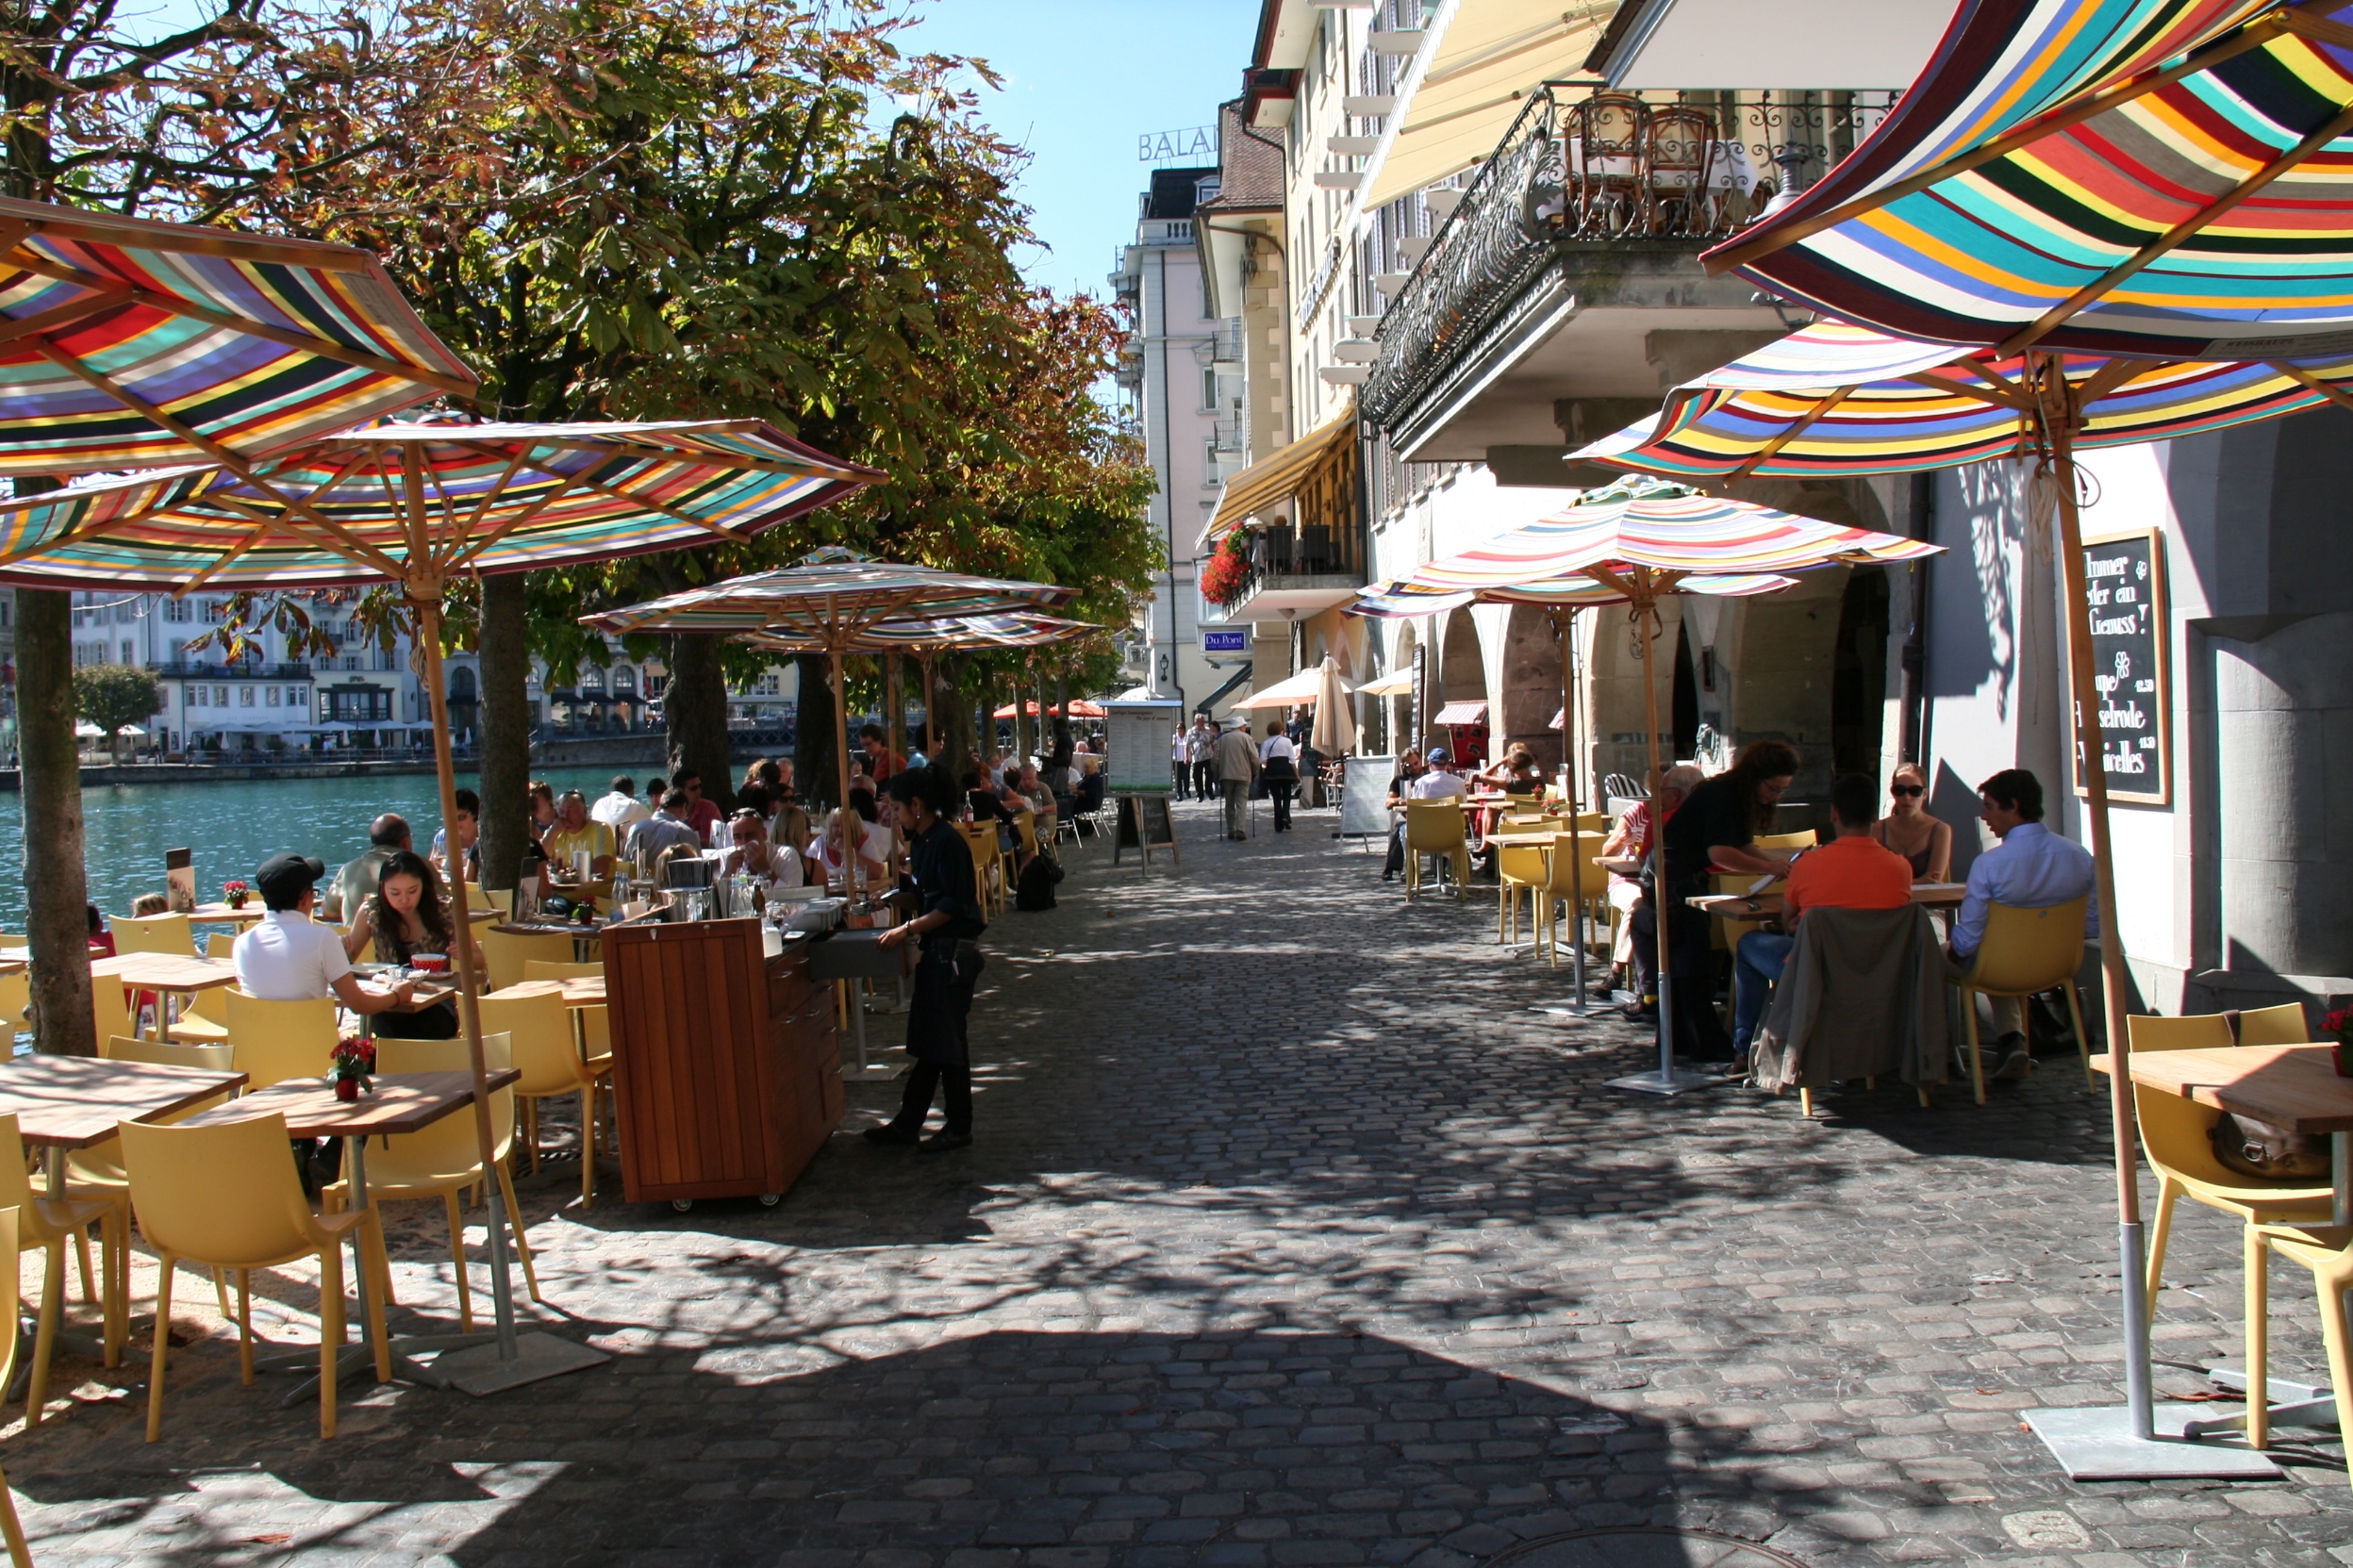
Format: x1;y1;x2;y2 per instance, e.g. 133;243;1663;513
1571;318;2353;478
585;548;1077;648
0;421;878;590
1433;701;1487;726
1708;1;2353;359
0;197;472;476
1198;412;1355;551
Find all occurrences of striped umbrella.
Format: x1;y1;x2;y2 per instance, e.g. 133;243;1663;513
0;197;473;475
0;417;876;1393
1572;318;2353;480
1353;478;1938;1084
588;550;1079;900
1704;1;2353;1469
0;419;877;589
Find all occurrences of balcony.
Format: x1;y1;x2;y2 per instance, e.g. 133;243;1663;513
151;660;312;680
1362;84;1895;466
1208;522;1365;625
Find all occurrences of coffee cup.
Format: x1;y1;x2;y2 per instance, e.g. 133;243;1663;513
411;952;449;975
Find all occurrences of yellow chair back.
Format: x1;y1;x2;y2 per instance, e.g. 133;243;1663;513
476;885;514;916
2125;1013;2274;1190
0;1207;17;1382
205;933;235;959
0;968;27;1048
1404;800;1467;853
475;990;579;1097
2235;1001;2312;1045
373;1032;519;1166
120;1113;321;1266
480;928;579;991
1495;842;1548;888
0;1114;34;1218
105;1033;237;1077
2127;1013;2235;1053
223;989;339;1090
523;960;610;1052
1756;829;1818;851
113;914;194;957
91;972;133;1050
1964;898;2088;996
1015;812;1039;859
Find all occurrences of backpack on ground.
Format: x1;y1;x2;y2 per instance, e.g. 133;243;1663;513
1015;856;1057;911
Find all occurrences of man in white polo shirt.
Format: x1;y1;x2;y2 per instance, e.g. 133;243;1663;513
236;851;415;1015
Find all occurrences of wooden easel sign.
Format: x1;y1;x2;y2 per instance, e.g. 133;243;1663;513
1112;794;1180;870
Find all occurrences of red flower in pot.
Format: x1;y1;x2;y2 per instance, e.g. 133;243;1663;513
331;1035;376;1101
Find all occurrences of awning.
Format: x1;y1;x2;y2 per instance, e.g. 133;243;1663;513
1358;668;1415;698
1195;665;1252;715
1198;412;1356;552
1433;701;1487;726
1356;3;1618;213
1549;707;1564;731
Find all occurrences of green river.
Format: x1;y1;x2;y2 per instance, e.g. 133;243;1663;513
0;766;641;933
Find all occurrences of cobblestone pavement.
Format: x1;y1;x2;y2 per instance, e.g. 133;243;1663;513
6;798;2347;1566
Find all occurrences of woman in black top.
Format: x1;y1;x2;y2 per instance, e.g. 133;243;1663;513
866;767;988;1151
342;850;481;1039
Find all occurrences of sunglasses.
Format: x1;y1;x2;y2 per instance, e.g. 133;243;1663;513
1890;784;1924;797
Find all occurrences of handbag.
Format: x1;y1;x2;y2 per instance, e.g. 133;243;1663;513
2211;1113;2332;1182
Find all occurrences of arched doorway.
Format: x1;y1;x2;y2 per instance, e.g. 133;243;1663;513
1389;623;1417;754
1831;568;1891;779
1436;608;1487;762
1499;604;1562;773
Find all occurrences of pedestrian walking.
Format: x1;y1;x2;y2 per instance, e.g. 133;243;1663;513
1260;721;1299;832
865;767;987;1152
1187;714;1216;800
1170;727;1190;799
1213;716;1259;841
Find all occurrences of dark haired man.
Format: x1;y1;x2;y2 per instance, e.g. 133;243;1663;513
1950;767;2096;1080
867;768;986;1152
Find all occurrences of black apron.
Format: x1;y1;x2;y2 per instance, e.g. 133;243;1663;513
902;820;987;1065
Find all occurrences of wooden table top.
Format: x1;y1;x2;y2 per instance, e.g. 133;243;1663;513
495;976;606;1005
0;1055;247;1148
1685;882;1967;916
187;902;265;924
0;957;24;978
180;1067;522;1140
2092;1044;2353;1136
489;920;605;937
89;952;239;990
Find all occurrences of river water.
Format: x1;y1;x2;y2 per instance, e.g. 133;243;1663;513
0;766;641;933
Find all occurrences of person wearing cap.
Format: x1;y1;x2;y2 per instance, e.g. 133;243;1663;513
235;852;416;1016
1212;714;1260;841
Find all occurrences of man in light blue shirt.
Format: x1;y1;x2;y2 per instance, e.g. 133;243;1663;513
1950;767;2097;1078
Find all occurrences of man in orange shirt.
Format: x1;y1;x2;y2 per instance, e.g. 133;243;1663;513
1731;771;1915;1066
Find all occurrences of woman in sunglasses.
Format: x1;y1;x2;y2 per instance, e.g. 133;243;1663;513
1868;763;1950;883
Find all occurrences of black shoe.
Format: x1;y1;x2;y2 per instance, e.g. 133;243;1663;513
1621;999;1658;1022
863;1124;920;1147
919;1131;972;1153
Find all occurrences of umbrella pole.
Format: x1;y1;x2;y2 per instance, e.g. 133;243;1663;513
1538;611;1597;1017
2023;394;2264;1477
1609;589;1711;1096
403;593;606;1395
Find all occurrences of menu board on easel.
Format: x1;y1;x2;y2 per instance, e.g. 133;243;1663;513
2077;528;2170;806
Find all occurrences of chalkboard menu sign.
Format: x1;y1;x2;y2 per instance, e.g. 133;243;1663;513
2078;528;2170;806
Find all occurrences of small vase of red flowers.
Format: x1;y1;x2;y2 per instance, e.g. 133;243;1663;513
223;880;250;911
331;1035;375;1101
2325;1007;2353;1078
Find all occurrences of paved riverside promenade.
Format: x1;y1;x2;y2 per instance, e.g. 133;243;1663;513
7;797;2347;1565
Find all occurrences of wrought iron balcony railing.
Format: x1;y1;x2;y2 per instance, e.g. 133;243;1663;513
1362;84;1897;429
150;659;312;679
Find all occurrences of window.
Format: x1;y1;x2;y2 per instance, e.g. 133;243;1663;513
120;640;133;665
752;672;782;697
374;647;396;672
162;599;190;623
287;685;306;709
266;686;282;706
214;685;228;706
1201;367;1218;410
239;685;255;706
188;685;206;708
323;686;392;722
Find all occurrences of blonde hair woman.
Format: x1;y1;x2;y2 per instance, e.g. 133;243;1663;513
1869;763;1951;882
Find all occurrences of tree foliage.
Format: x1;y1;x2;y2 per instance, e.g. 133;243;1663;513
72;662;159;759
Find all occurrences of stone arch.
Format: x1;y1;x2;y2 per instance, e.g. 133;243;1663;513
1386;621;1417;754
1499;604;1562;773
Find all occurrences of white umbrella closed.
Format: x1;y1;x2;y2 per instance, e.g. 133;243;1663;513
1229;664;1349;712
1309;658;1356;754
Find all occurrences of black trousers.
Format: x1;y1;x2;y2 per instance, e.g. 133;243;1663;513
1268;781;1295;831
1627;895;1732;1061
1193;759;1215;798
890;1061;972;1136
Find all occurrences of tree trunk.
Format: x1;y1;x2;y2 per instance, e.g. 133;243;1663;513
19;588;91;1056
664;633;735;812
795;652;837;811
1052;665;1073;768
478;572;533;893
938;656;973;777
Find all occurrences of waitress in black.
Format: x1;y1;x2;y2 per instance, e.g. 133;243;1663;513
865;766;987;1151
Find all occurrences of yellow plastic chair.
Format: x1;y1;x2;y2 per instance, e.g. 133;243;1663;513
112;914;195;958
91;971;134;1053
477;989;588;1168
955;823;1003;917
1756;829;1818;852
2246;1220;2353;1449
0;1209;36;1563
205;933;235;960
522;960;611;1052
121;1113;389;1442
519;962;617;1204
1403;801;1471;901
353;1033;541;1313
1496;839;1550;945
480;927;580;991
2236;1001;2312;1046
68;1035;241;1345
1947;897;2091;1104
1711;869;1787;952
0;1113;119;1426
223;990;340;1090
1535;835;1612;970
0;969;27;1053
2128;1013;2332;1340
476;885;514;917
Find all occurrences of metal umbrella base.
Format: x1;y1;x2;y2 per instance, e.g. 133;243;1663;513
2025;1406;2280;1480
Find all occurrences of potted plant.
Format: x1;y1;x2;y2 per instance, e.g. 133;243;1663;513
222;880;250;911
1198;535;1251;606
330;1036;376;1101
2326;1006;2353;1077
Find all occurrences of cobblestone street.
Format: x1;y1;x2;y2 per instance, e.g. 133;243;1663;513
6;797;2347;1566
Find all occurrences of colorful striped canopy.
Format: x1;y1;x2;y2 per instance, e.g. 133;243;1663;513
1572;319;2353;478
0;197;472;476
584;548;1078;648
1710;2;2353;359
1350;475;1935;619
743;612;1102;658
0;421;878;591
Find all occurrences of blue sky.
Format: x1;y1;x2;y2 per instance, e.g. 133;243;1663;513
882;1;1263;300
